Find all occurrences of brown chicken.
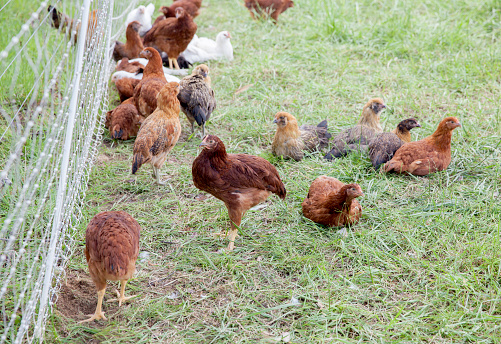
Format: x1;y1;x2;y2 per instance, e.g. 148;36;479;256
178;64;216;137
132;82;182;185
302;176;364;227
324;98;386;160
79;211;140;323
113;21;144;61
192;135;286;251
244;0;294;22
47;6;97;43
154;2;199;25
133;48;167;117
116;58;144;74
105;98;144;140
368;118;421;169
112;74;141;102
174;0;202;8
272;112;331;161
383;117;461;176
143;7;197;69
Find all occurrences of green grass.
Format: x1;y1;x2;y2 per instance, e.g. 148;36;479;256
42;0;501;342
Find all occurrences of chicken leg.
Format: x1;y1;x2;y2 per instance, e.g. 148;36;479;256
226;209;244;251
152;166;166;185
109;280;136;306
78;288;107;323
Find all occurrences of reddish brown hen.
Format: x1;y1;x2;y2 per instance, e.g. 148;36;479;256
133;48;167;118
192;135;286;251
302;176;364;227
383;117;461;176
132;82;182;185
113;21;144;61
174;0;202;8
116;57;144;74
143;7;197;69
79;211;140;323
154;2;199;25
244;0;294;22
105;98;144;140
112;74;141;102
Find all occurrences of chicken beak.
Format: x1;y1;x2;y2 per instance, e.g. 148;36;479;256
273;119;278;124
415;123;421;128
227;32;232;39
199;142;208;147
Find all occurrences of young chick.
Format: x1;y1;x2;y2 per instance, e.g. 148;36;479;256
125;4;155;36
105;98;144;140
113;21;144;61
302;176;364;227
79;211;140;323
178;64;216;137
272;112;331;161
192;135;286;251
383;117;461;176
132;82;182;185
369;118;421;169
324;98;386;160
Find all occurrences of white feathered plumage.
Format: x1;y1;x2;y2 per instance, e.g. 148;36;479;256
118;58;188;76
125;4;155;37
180;31;234;64
111;70;180;83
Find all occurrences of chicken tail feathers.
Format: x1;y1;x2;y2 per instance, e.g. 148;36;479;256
132;153;143;175
192;106;207;126
111;128;124;140
317;120;328;129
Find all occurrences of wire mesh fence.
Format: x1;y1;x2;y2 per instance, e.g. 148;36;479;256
0;0;136;342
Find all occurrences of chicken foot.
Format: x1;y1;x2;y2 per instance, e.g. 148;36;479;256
152;166;166;185
226;211;243;251
108;280;137;307
167;57;180;70
78;288;107;323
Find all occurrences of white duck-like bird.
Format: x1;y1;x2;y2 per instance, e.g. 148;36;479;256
180;31;234;64
125;3;155;37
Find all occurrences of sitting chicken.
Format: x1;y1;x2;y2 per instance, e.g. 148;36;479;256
178;64;216;137
368;118;421;169
125;4;155;36
111;73;141;102
79;211;140;323
113;21;144;61
324;98;386;160
132;82;182;185
192;135;286;251
105;98;144;140
272;112;331;161
302;176;364;227
383;117;461;176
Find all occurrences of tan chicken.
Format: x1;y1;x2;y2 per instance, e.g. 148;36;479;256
368;118;421;169
383;117;461;176
192;135;286;251
132;82;182;185
113;21;144;61
143;7;197;69
272;112;331;161
302;176;364;227
79;211;140;323
324;98;386;160
178;64;216;137
105;98;144;140
133;48;167;118
244;0;294;22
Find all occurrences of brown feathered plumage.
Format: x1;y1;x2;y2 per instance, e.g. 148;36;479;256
324;98;386;160
178;64;216;137
112;75;141;102
368;118;421;169
132;82;182;184
192;135;286;251
133;48;167;118
47;6;97;43
383;117;461;176
79;211;140;323
154;2;199;25
271;112;331;161
174;0;202;8
105;98;144;140
116;58;144;74
143;7;197;69
244;0;294;22
113;21;144;61
302;176;363;227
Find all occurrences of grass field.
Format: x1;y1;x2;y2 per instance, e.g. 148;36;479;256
45;0;501;342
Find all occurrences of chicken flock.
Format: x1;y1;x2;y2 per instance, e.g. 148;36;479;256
48;0;464;323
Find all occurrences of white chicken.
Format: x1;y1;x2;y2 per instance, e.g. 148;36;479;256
111;70;180;83
125;3;155;37
180;31;234;64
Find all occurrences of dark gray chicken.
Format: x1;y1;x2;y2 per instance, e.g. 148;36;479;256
177;64;216;137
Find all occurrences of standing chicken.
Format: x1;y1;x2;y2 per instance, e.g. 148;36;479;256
178;64;216;137
192;135;286;251
302;176;364;227
105;98;144;140
368;118;421;169
244;0;294;22
272;112;331;161
143;7;197;70
383;117;461;176
132;82;182;185
47;6;98;43
113;21;144;61
79;211;140;323
133;48;167;118
174;0;202;8
324;98;386;160
154;2;199;23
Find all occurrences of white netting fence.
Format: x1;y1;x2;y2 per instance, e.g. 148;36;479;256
0;0;136;342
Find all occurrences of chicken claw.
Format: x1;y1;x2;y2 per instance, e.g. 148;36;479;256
77;289;107;323
108;280;137;307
